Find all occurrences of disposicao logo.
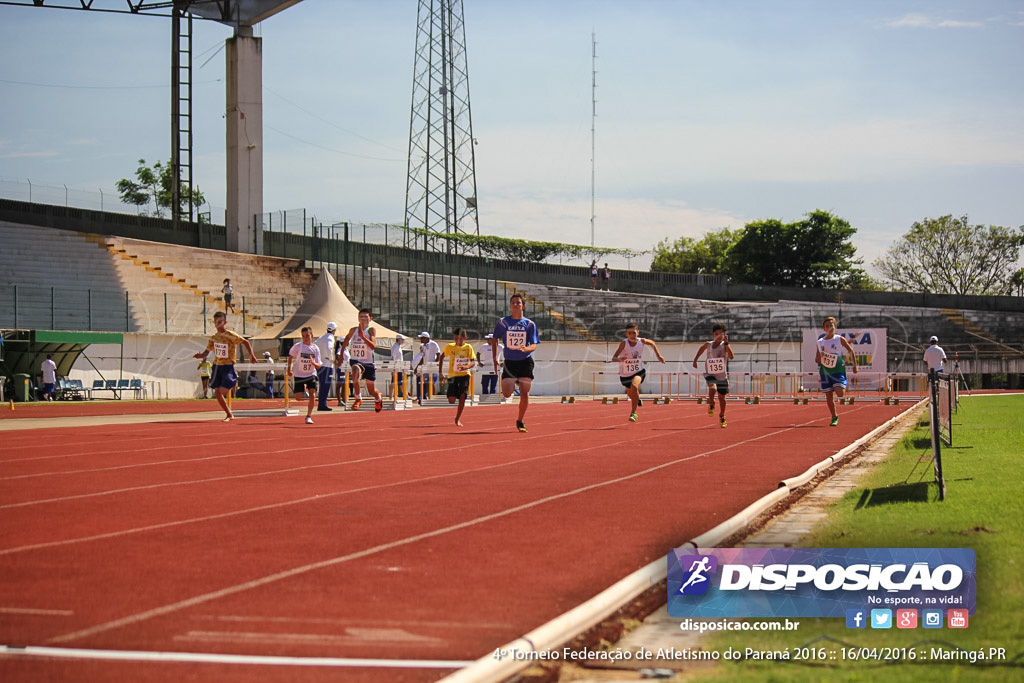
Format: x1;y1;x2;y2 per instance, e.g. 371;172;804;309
667;548;975;619
675;555;718;595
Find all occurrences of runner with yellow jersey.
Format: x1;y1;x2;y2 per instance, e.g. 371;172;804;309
193;310;255;422
439;327;477;427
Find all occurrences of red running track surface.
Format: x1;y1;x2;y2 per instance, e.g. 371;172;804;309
0;399;914;682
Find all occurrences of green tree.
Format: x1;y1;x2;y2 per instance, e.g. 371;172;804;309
651;227;740;274
873;215;1024;295
725;210;867;288
116;158;205;218
1011;268;1024;297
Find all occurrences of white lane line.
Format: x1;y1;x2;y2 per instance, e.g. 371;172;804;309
46;420;812;646
0;409;718;555
0;403;690;509
0;403;550;463
0;607;73;616
0;644;472;668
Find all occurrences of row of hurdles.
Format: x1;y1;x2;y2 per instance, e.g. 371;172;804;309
587;371;927;407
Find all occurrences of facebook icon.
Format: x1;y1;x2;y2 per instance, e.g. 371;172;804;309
845;609;867;629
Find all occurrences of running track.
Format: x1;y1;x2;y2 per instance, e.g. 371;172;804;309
0;399;913;682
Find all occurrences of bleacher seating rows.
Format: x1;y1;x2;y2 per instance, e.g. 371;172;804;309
3;222;1023;363
1;223;316;334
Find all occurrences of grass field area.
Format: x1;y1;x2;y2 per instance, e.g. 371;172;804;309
700;394;1024;682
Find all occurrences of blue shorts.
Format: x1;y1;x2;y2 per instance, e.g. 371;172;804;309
819;372;847;393
210;364;238;390
350;361;377;382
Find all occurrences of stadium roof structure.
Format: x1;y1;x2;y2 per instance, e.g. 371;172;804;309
0;1;303;27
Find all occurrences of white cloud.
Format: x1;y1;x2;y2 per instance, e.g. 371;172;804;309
604;119;1024;185
0;150;59;159
936;20;985;28
887;13;984;29
481;194;745;254
887;13;934;28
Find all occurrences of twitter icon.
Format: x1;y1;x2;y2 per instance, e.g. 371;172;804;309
870;609;892;629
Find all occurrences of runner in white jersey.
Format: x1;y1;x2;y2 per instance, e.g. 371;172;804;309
340;308;385;412
287;326;322;424
692;322;735;427
813;316;858;427
611;322;666;423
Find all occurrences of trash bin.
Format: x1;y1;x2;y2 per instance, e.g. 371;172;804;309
13;373;31;402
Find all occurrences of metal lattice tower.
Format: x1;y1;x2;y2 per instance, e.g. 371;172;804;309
171;4;194;226
404;0;480;249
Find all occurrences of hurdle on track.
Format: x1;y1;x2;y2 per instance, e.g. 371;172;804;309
590;371;928;404
337;360;414;410
231;362;299;417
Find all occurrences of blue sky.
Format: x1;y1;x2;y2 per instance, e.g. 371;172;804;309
1;0;1022;273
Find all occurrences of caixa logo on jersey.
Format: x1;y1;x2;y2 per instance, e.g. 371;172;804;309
667;548;975;618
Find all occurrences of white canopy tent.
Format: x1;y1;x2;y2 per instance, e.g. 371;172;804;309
253;270;404;341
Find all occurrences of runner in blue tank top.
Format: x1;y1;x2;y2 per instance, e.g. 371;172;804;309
490;293;539;433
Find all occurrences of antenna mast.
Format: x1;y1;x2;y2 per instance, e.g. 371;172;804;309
590;32;597;247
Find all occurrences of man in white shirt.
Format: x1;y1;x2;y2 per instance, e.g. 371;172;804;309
923;335;947;378
412;332;441;403
391;334;406;398
40;354;58;401
477;334;503;394
314;322;337;411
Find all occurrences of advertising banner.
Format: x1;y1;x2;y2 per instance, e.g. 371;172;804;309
668;547;975;619
802;327;888;390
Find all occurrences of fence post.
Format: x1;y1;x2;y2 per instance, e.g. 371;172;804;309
89;289;93;330
164;293;168;334
51;286;55;329
242;296;247;336
125;291;130;332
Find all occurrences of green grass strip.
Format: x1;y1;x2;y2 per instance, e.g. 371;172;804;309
698;394;1024;681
